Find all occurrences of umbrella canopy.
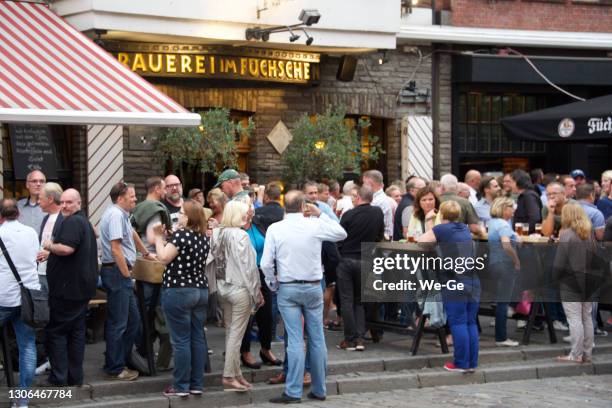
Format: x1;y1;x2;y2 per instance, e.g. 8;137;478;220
501;94;612;142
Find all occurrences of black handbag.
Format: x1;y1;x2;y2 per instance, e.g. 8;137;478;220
0;237;49;329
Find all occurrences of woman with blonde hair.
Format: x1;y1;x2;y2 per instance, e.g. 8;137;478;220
487;197;521;347
211;200;264;391
155;199;210;397
553;202;595;363
419;200;480;373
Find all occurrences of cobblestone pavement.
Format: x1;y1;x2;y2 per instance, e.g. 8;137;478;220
231;375;612;408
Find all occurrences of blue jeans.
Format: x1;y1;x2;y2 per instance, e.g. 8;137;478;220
101;265;140;375
162;287;208;392
490;262;517;342
277;283;327;399
443;277;480;370
0;306;36;406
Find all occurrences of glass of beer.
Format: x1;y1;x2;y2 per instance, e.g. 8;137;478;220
515;223;523;236
535;223;542;235
521;223;530;236
407;232;416;243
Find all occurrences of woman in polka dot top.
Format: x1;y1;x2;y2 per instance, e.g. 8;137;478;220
155;199;210;397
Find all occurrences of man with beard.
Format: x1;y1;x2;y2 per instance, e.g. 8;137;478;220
163;175;184;231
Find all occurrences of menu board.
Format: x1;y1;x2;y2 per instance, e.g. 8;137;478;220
9;124;58;179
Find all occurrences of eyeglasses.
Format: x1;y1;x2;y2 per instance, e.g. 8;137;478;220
166;183;181;190
27;179;45;184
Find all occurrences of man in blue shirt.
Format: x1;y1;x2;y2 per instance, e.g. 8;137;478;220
474;176;501;227
577;184;605;241
99;182;154;381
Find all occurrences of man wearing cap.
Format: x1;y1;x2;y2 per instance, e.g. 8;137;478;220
215;169;251;205
571;169;587;187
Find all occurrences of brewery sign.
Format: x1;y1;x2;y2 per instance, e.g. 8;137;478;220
107;42;320;85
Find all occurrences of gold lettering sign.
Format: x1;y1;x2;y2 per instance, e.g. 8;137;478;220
114;49;320;84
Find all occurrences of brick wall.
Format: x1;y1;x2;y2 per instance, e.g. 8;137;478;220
123;48;434;188
450;0;612;32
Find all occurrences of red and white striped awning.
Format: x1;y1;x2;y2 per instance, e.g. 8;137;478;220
0;0;200;126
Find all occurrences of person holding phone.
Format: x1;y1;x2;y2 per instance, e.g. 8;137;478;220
155;199;210;397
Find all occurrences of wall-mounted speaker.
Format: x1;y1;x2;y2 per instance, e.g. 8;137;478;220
336;56;358;82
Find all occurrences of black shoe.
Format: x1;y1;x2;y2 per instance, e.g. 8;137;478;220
260;350;283;366
269;393;301;404
241;354;262;369
307;392;326;401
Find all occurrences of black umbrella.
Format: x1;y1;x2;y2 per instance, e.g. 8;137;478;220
501;93;612;142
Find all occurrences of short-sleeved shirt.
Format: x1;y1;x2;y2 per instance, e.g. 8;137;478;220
47;211;98;301
439;193;480;225
487;217;517;265
164;229;209;289
163;200;182;231
99;204;136;266
474;198;492;226
17;198;45;233
579;201;605;232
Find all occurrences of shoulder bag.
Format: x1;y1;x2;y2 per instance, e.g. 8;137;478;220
0;237;49;328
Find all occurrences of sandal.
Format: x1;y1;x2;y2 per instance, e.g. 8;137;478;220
236;376;253;389
223;378;248;392
556;355;582;363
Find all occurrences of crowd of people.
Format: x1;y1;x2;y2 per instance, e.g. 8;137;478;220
1;165;611;406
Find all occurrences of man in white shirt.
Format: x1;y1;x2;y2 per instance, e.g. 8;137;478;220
0;198;40;406
36;182;64;294
261;191;347;403
362;170;393;240
464;169;482;206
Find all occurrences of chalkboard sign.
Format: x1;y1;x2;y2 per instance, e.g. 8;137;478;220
9;124;58;180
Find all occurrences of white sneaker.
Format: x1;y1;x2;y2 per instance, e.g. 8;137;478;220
517;320;527;329
489;320;495;327
563;335;571;343
35;360;51;376
507;307;516;318
496;339;519;347
552;321;569;331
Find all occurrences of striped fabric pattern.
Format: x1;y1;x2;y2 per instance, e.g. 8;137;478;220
0;0;198;125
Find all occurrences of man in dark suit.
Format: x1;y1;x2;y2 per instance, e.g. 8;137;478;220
393;176;425;240
43;189;98;386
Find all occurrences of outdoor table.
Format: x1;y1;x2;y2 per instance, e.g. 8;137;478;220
364;242;449;355
475;235;557;345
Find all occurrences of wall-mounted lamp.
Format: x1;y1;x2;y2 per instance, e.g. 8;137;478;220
245;9;320;46
378;51;388;65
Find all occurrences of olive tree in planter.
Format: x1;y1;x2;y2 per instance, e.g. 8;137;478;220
156;108;254;183
281;107;383;185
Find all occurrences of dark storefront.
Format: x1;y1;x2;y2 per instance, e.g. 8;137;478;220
452;53;612;179
106;41;410;193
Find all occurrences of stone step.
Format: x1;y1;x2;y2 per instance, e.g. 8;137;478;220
38;353;612;408
11;343;612;407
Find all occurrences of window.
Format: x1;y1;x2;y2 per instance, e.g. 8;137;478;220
457;92;547;155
